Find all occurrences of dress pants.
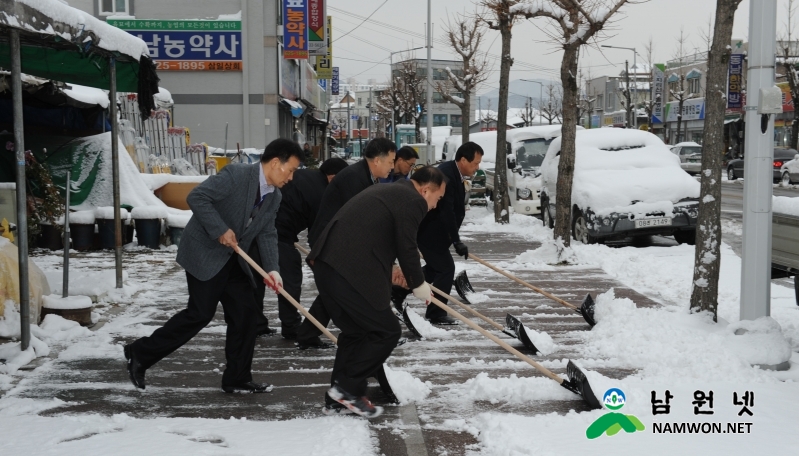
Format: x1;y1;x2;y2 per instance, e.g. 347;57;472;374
313;260;401;397
256;241;305;333
130;254;259;387
418;244;455;320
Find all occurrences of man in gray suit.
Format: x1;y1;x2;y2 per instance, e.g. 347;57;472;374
125;139;304;394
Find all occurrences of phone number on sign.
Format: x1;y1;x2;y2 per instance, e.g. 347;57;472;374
155;61;243;71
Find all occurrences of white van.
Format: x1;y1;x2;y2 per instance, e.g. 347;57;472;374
446;125;581;215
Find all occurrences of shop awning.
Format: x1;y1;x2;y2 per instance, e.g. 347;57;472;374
724;114;742;124
280;98;305;118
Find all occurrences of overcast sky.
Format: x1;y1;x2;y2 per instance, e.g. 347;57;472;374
330;0;763;94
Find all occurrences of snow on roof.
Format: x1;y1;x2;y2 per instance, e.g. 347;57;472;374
542;129;699;215
62;83;109;109
1;0;151;61
674;141;701;147
506;125;572;143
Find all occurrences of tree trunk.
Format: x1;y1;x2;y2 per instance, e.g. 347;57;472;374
493;20;512;224
462;91;471;143
624;60;632;128
689;0;741;320
553;46;580;246
786;60;799;149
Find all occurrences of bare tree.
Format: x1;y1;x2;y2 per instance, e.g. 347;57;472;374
521;97;537;126
516;0;632;246
380;55;427;142
670;28;696;144
577;67;596;128
435;13;490;143
642;37;660;131
779;0;799;150
690;0;743;320
480;0;528;224
539;83;563;124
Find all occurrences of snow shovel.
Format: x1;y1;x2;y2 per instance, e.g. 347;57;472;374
428;284;542;354
427;295;602;410
460;254;597;327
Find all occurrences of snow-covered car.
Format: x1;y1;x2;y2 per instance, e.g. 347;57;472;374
670;142;702;175
539;129;700;244
780;153;799;185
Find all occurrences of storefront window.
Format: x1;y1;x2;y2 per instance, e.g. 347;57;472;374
434;114;448;127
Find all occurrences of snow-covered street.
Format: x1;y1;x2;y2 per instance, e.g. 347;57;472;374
1;210;797;455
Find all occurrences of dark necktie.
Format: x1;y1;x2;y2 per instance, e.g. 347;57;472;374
247;188;264;228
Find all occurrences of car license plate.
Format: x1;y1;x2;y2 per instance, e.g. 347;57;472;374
634;217;671;229
688;159;699;163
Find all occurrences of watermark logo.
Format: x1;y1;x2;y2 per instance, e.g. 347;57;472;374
586;388;645;439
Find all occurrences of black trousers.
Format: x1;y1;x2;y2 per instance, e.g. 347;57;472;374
313;260;401;397
130;254;259;387
295;294;332;342
419;244;455;319
257;241;305;333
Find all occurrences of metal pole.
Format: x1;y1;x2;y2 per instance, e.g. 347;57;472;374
633;51;638;129
425;1;433;164
110;57;123;289
62;170;70;298
10;29;30;351
740;0;777;320
346;96;351;156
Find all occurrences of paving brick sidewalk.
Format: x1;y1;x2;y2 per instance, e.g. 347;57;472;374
7;230;661;456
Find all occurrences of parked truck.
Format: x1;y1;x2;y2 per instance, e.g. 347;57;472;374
772;211;799;306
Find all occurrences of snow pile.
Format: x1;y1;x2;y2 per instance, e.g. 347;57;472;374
95;206;129;220
773;195;799;217
592;288;637;324
520;325;556;355
0;336;49;374
68;210;95;224
44;269;131;300
726;317;793;366
541;129;699;216
42;294;92;310
63;84;109;108
463;291;490;303
167;213;192;228
37;314;92;342
444;372;576;404
404;307;452;339
131;206;169;220
382;364;432;404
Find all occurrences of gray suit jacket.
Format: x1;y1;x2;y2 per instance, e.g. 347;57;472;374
176;163;281;285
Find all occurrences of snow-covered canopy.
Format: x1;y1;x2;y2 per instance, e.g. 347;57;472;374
542;129;700;216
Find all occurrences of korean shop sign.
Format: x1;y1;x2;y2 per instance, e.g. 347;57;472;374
108;19;242;71
283;0;309;59
727;54;744;110
308;0;327;56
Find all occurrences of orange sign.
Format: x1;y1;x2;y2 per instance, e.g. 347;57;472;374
155;60;243;71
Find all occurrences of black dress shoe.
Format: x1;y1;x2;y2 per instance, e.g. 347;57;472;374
428;315;458;325
297;336;335;350
124;344;146;390
281;323;301;340
222;381;274;394
256;327;277;337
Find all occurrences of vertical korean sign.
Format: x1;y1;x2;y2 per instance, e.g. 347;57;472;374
107;19;242;71
316;16;333;79
308;0;326;56
651;64;665;123
332;67;340;95
284;0;309;59
727;54;744;111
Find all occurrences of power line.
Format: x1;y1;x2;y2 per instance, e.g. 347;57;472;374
333;0;391;43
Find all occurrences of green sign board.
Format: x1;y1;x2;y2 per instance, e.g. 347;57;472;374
106;19;241;31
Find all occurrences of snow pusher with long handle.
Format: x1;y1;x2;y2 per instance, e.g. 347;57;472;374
429;284;542;354
427;294;602;410
455;253;597;327
237;246;400;403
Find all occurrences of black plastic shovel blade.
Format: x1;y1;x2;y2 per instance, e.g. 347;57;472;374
402;305;424;339
505;314;540;354
375;365;399;404
580;294;597;328
454;270;475;303
561;360;602;410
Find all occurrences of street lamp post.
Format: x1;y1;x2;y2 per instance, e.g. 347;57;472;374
602;45;640;129
520;79;543;125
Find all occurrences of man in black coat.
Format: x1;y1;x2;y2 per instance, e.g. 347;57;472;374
412;142;483;324
296;137;397;348
307;166;446;417
256;157;349;339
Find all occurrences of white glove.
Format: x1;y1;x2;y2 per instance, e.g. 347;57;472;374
412;282;433;305
265;271;283;292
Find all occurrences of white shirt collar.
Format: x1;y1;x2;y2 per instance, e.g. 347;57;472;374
259;164;276;198
455;162;465;182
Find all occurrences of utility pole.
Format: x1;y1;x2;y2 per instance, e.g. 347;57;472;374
368;86;373;139
624;60;632;128
346;92;351;157
740;0;778;320
425;1;433;164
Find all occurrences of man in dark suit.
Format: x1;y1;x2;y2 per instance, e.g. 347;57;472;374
256;157;349;339
124;139;303;393
307;166;446;417
411;142;483;324
379;146;419;183
296;137;397;349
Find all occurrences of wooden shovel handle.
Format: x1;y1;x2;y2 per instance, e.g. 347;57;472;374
468;253;579;311
236;246;338;344
429;284;505;332
429;296;563;384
